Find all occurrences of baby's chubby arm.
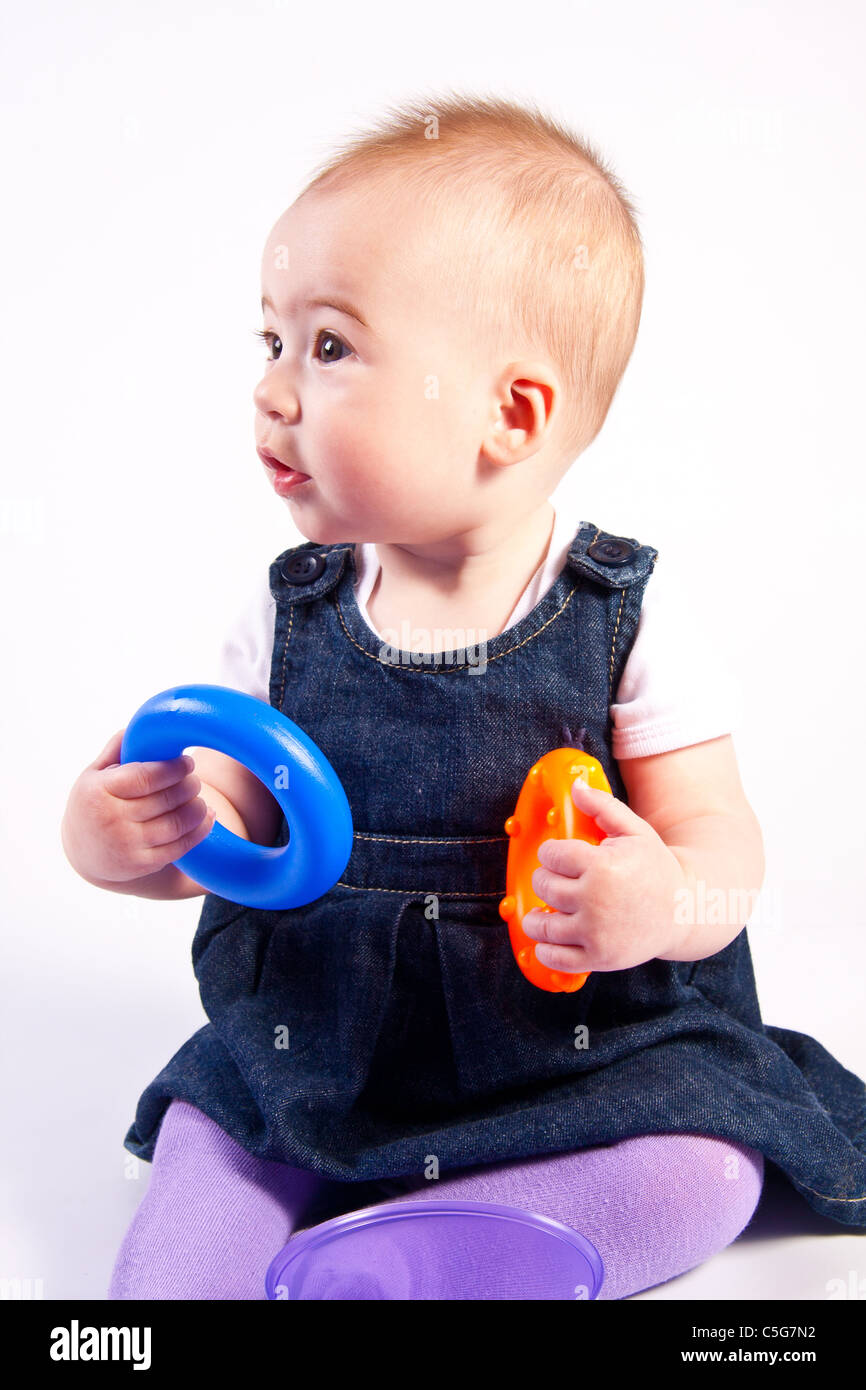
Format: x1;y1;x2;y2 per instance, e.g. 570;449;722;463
522;735;765;970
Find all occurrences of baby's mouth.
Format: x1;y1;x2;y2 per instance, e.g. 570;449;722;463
257;446;310;480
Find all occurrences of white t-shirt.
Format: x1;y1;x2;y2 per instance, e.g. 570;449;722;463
207;510;743;760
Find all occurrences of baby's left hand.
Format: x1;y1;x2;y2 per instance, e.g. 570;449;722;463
521;778;688;973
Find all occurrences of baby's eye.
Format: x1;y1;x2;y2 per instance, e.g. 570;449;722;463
254;327;352;364
255;330;282;361
313;329;351;364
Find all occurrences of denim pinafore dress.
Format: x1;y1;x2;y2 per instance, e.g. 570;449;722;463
124;521;866;1228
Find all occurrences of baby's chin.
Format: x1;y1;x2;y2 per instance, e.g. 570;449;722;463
281;506;357;548
282;496;450;549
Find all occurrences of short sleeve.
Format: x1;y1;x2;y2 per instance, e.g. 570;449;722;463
611;559;745;759
204;572;275;706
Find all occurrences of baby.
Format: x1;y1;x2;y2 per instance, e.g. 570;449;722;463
62;93;866;1300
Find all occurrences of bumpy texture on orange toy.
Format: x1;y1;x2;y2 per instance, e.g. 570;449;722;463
499;748;612;993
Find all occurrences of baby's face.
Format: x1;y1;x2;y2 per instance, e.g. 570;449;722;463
255;185;523;546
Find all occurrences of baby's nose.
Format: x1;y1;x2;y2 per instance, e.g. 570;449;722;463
253;369;300;422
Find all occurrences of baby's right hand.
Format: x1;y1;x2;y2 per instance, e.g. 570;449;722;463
60;729;217;885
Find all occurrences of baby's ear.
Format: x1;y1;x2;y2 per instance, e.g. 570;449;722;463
481;360;560;467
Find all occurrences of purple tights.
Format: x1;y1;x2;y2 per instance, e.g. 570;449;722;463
108;1100;764;1300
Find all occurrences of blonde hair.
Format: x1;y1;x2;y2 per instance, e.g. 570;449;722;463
297;90;645;460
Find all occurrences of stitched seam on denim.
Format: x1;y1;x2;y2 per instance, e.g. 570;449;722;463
335;880;503;897
353;832;506;844
587;523;624;697
334;582;579;669
276;603;293;711
791;1182;866;1203
608;549;656;719
609;588;626;694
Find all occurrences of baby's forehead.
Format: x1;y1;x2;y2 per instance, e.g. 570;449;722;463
261;181;465;299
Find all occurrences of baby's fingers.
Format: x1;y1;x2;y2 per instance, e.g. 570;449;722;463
123;772;203;824
104;752;195;800
523;906;582;945
534;941;590;974
536;837;596;875
139;797;217;852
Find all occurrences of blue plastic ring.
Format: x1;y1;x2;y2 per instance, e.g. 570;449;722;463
119;684;353;909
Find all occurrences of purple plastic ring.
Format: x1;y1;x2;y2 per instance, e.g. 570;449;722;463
265;1198;605;1301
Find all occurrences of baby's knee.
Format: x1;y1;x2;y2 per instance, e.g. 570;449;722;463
684;1134;765;1239
589;1131;765;1300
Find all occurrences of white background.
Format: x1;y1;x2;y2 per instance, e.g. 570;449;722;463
2;0;864;1301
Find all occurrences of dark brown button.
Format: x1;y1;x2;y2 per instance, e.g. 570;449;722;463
587;537;635;566
280;552;327;585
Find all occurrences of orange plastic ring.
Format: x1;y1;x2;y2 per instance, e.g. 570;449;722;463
499;748;612;993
